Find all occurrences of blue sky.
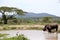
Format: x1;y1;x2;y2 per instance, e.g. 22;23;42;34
0;0;60;16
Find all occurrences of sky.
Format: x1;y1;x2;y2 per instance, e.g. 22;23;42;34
0;0;60;16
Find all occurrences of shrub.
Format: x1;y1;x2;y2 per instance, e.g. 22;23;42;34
3;34;29;40
0;34;8;37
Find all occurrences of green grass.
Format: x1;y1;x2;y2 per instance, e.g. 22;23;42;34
3;34;29;40
0;34;8;37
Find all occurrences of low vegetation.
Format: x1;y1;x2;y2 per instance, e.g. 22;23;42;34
0;34;8;37
0;25;43;30
2;34;29;40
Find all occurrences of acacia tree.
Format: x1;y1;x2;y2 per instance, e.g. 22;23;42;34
0;6;24;24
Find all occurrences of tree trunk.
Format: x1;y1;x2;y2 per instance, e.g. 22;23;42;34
2;13;7;24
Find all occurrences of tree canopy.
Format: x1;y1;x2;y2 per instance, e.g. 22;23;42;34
0;6;24;24
0;6;24;15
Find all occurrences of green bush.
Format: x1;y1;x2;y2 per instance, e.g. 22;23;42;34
0;34;8;37
3;34;29;40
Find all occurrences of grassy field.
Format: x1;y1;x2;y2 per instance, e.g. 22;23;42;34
0;24;60;32
0;24;44;30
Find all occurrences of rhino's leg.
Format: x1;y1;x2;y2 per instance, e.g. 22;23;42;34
47;28;51;32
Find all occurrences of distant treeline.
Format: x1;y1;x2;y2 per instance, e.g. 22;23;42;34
0;16;60;25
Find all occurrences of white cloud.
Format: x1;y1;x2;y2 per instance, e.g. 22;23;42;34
0;0;60;16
